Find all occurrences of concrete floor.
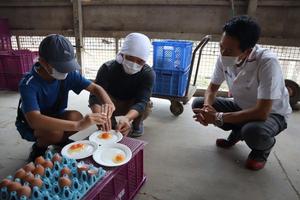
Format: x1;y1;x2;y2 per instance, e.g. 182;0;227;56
0;90;300;200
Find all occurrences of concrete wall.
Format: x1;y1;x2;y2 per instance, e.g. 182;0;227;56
0;0;300;46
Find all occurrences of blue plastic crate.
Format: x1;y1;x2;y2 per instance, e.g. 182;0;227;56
152;40;193;72
152;68;189;97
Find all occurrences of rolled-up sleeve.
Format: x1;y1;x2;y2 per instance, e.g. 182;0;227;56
211;57;225;85
130;70;155;114
89;64;109;106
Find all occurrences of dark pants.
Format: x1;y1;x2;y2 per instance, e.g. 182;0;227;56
110;96;152;129
192;97;287;161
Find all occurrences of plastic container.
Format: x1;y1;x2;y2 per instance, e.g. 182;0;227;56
0;50;34;74
152;40;193;72
0;35;12;51
0;150;106;200
153;68;190;97
82;137;147;200
0;19;11;35
3;73;23;91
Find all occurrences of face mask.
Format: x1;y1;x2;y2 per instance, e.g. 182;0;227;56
44;65;68;80
51;68;68;80
122;58;143;75
220;56;239;67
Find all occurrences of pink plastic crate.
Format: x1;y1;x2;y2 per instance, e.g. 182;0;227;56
0;19;10;35
0;73;6;89
4;73;23;91
0;35;12;51
82;137;147;200
0;50;34;74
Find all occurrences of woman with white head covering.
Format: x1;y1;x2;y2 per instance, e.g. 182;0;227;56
89;33;155;137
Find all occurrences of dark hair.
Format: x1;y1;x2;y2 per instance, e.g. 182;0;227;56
222;15;261;52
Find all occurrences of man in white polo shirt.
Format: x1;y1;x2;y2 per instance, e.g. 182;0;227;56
192;15;291;170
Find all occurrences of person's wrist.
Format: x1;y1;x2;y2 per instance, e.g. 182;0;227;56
214;112;224;127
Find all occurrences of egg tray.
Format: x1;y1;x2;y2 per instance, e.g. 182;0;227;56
0;150;106;200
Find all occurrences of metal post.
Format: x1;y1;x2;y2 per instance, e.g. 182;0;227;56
16;35;21;50
72;0;83;74
115;38;119;55
247;0;258;17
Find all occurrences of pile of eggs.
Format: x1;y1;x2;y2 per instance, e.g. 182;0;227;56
0;150;106;200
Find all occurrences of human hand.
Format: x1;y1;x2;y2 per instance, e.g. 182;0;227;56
100;104;115;131
77;113;107;131
116;116;131;136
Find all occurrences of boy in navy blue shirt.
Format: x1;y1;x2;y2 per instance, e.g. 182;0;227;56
16;34;115;161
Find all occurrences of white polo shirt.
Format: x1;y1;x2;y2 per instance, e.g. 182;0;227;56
211;45;292;119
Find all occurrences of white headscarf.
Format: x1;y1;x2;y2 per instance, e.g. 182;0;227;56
116;33;151;64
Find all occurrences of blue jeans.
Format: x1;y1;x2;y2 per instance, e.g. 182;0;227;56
192;97;287;160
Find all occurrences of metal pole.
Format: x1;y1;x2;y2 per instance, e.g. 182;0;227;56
247;0;258;17
115;38;119;55
16;35;21;50
72;0;83;74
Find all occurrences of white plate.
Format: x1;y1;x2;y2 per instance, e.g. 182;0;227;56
61;140;98;160
89;130;123;146
92;143;132;167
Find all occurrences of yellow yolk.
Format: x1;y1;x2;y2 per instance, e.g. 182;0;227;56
98;132;112;140
68;143;85;154
113;154;125;163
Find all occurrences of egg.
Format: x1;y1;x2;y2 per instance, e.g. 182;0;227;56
7;182;22;192
52;153;62;163
23;172;34;183
42;159;53;169
17;185;31;198
14;168;26;180
60;167;71;177
58;177;72;188
98;132;112;139
87;169;98;176
30;177;43;188
23;162;35;172
113;154;125;163
35;156;45;165
33;165;45;176
77;163;89;174
0;179;12;188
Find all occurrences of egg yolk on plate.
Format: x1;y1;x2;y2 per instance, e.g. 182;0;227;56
98;132;112;140
68;143;86;154
113;154;125;163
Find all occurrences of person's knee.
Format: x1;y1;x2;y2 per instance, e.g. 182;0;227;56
242;123;275;151
142;101;153;120
62;110;83;121
192;97;205;110
35;130;64;145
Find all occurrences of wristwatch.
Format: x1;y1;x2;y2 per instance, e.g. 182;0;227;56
214;112;224;127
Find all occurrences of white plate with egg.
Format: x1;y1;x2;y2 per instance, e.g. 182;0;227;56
61;140;98;160
89;130;123;146
92;143;132;167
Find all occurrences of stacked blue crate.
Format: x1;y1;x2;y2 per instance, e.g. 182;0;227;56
152;40;193;97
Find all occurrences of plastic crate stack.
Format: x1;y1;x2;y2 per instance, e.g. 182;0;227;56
0;18;38;91
152;40;193;97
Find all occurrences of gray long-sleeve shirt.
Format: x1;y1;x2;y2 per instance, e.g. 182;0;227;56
89;60;155;114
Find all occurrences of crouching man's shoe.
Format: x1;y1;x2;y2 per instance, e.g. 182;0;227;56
245;158;266;170
27;143;48;162
216;138;239;148
130;122;144;138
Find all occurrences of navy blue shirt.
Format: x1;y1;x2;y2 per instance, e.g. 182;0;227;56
19;62;91;115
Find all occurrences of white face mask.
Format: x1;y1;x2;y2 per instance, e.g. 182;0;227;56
51;68;68;80
122;58;143;75
220;56;239;68
44;66;68;80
